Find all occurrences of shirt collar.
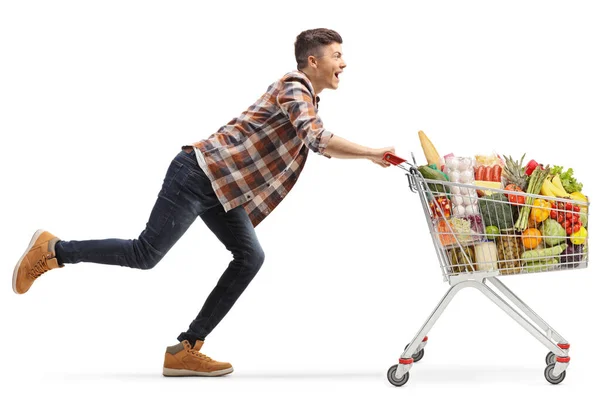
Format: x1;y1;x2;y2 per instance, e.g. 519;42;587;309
297;70;319;107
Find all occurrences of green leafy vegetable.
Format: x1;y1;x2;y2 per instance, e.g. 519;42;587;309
549;165;583;193
479;193;517;230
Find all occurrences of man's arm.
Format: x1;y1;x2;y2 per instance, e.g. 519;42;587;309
277;80;333;157
324;135;396;168
277;78;396;167
323;135;373;159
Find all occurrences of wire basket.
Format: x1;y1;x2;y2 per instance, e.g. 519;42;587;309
410;172;589;280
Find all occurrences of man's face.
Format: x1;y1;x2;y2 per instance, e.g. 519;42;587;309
311;43;346;91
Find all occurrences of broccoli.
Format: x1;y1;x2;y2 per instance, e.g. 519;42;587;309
479;193;517;230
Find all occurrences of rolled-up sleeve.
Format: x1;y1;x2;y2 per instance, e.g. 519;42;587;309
276;79;333;158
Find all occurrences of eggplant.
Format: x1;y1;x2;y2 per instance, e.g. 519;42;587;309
560;243;583;267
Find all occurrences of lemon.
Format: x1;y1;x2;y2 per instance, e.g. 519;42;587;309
570;226;587;245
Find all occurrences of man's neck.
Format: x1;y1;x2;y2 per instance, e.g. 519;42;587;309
299;69;322;95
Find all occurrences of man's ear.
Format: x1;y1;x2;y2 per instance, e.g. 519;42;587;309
307;55;318;68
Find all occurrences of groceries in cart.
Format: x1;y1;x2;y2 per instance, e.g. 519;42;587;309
415;130;589;277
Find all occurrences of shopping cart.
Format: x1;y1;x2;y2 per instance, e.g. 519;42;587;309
383;152;589;386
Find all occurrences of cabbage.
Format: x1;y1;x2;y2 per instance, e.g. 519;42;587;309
540;219;566;246
580;212;588;228
466;214;484;235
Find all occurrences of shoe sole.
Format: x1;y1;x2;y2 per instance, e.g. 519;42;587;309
12;229;45;294
162;367;234;377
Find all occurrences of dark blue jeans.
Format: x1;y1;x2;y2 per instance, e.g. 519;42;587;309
55;150;265;343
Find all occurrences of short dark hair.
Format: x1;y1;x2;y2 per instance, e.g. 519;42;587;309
294;28;343;69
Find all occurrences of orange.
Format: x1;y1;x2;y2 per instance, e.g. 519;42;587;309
522;228;542;249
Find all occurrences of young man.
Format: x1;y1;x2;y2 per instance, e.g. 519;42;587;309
12;28;396;376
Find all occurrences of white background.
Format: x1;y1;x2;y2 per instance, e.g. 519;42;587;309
1;0;598;398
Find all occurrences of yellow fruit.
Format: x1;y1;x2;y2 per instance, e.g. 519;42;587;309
551;175;570;197
570;192;587;201
570;226;587;245
569;191;588;207
569;191;589;217
541;178;560;198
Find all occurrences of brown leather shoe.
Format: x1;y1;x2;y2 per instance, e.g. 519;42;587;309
13;229;63;294
163;340;233;377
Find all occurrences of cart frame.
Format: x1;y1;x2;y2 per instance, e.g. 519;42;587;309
383;152;586;386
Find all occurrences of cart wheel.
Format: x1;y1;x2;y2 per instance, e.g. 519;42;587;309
387;365;410;387
404;344;425;363
545;352;556;365
544;364;566;385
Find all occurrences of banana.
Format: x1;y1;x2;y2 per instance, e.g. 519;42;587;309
551;175;570;197
541;178;561;198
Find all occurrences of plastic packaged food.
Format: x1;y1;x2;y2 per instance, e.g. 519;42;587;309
474;152;504;167
474;241;498;272
435;219;457;247
429;196;451;218
449;217;472;244
496;229;523;275
447;245;476;274
445;156;479;217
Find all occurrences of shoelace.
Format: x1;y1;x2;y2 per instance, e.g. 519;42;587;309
28;254;52;279
188;349;214;362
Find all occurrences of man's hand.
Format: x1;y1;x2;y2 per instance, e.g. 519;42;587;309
369;147;396;168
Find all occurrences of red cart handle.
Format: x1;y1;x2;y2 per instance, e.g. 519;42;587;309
384;152;407;166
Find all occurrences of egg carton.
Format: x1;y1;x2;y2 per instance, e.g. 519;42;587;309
445;156;479;217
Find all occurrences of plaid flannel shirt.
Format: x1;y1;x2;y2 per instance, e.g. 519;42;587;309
182;70;334;227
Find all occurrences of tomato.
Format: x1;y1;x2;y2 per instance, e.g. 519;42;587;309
504;184;525;204
566;227;573;235
508;194;526;204
565;220;571;228
492;165;502;182
566;212;574;221
557;202;565;210
550;210;558;219
573;224;581;233
565;203;573;211
573;214;579;223
558;214;564;223
574;206;580;212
